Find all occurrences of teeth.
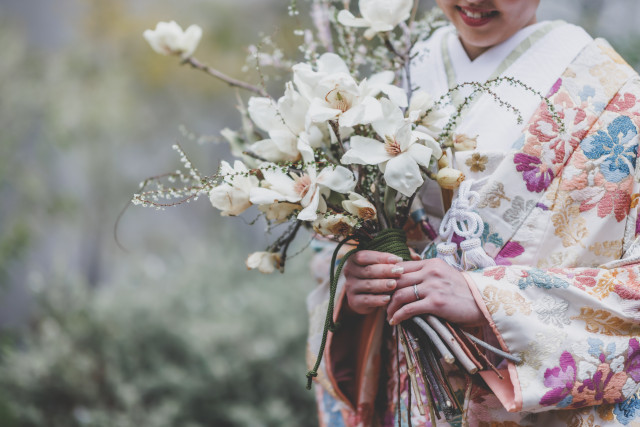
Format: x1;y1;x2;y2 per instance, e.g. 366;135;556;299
461;8;493;19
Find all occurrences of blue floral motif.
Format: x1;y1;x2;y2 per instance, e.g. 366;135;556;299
518;268;571;290
482;222;504;248
581;116;638;183
614;394;640;425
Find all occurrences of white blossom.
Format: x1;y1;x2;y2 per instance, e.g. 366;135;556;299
407;90;445;138
143;21;202;58
250;141;356;221
341;99;441;197
208;161;258;216
259;202;301;223
248;82;327;162
342;192;377;220
293;53;406;128
246;251;281;274
313;214;358;237
337;0;413;40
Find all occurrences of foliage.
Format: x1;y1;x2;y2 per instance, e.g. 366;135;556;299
0;243;316;427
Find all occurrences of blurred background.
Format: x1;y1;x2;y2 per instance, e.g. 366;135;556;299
0;0;638;426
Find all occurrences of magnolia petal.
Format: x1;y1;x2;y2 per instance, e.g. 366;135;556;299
414;132;442;159
406;142;433;169
337;10;370;28
249;187;300;205
316;166;356;194
339;96;382;127
363;28;378;40
317;53;350;75
180;25;203;57
395;122;414;152
297;189;321;221
278;82;307;135
380;84;408;108
371;98;405;139
384;153;423;197
368;70;395;88
307;98;341;124
341;136;391;165
269;129;298;154
249;139;296;162
247;97;280;132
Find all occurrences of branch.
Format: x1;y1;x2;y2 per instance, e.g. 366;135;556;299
182;56;269;97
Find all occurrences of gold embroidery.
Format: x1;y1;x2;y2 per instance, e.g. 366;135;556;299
551;195;588;248
537;251;578;269
478;182;511;209
589;270;619;300
482;285;532;316
597;403;615;421
588;240;623;258
572;307;640;336
465;153;488;173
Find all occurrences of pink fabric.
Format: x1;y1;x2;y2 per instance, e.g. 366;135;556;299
462;271;523;412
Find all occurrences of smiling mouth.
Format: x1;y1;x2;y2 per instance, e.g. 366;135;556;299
456;6;499;25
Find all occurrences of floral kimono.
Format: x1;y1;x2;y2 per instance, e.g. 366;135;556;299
307;22;640;427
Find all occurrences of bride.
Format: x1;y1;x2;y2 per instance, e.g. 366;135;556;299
307;0;640;425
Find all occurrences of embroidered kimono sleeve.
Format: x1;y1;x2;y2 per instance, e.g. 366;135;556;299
464;77;640;414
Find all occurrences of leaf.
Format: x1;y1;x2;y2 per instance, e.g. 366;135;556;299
552;194;588;247
572;307;640;336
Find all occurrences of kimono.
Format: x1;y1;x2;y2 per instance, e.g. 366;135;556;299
307;21;640;427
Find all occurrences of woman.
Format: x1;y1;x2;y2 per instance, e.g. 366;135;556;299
307;1;640;425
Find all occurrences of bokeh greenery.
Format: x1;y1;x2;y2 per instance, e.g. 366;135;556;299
0;0;639;426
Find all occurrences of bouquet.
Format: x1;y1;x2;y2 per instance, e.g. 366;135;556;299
134;0;553;421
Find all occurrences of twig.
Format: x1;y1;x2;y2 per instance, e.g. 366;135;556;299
279;221;303;269
426;316;478;374
182;56;269;97
411;317;455;363
463;331;522;364
400;330;426;416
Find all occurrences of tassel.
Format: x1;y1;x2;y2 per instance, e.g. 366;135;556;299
437;242;460;269
460;238;496;270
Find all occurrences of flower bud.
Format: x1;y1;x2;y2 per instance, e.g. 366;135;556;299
143;21;202;58
437;153;450;169
436;167;465;190
452;134;478;152
246;251;282;274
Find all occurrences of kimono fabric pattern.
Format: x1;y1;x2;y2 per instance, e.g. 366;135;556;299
306;34;640;427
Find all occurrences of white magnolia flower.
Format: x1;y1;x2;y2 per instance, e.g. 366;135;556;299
143;21;202;58
259;202;301;223
313;214;358;237
337;0;413;40
293;53;407;128
407;90;445;138
246;251;281;274
209;161;258;216
342;192;377;220
250;141;356;221
248;83;328;162
341;99;441;197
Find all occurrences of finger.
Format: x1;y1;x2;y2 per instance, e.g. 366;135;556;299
350;278;398;295
350;250;404;267
409;248;422;261
352;263;405;280
350;294;392;314
389;300;435;325
395;260;427;274
386;284;423;319
395;271;427;289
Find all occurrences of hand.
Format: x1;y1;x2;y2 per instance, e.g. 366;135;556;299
343;250;405;315
386;258;487;327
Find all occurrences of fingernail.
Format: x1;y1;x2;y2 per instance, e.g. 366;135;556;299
387;280;396;290
389;318;396;325
388;255;403;263
383;295;391;303
391;266;404;274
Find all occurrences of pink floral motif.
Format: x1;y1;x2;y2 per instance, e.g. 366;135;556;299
495;241;525;266
514;153;554;193
625;338;640;382
571;363;626;407
540;352;577;407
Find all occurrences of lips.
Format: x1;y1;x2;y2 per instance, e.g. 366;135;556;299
456;6;498;27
